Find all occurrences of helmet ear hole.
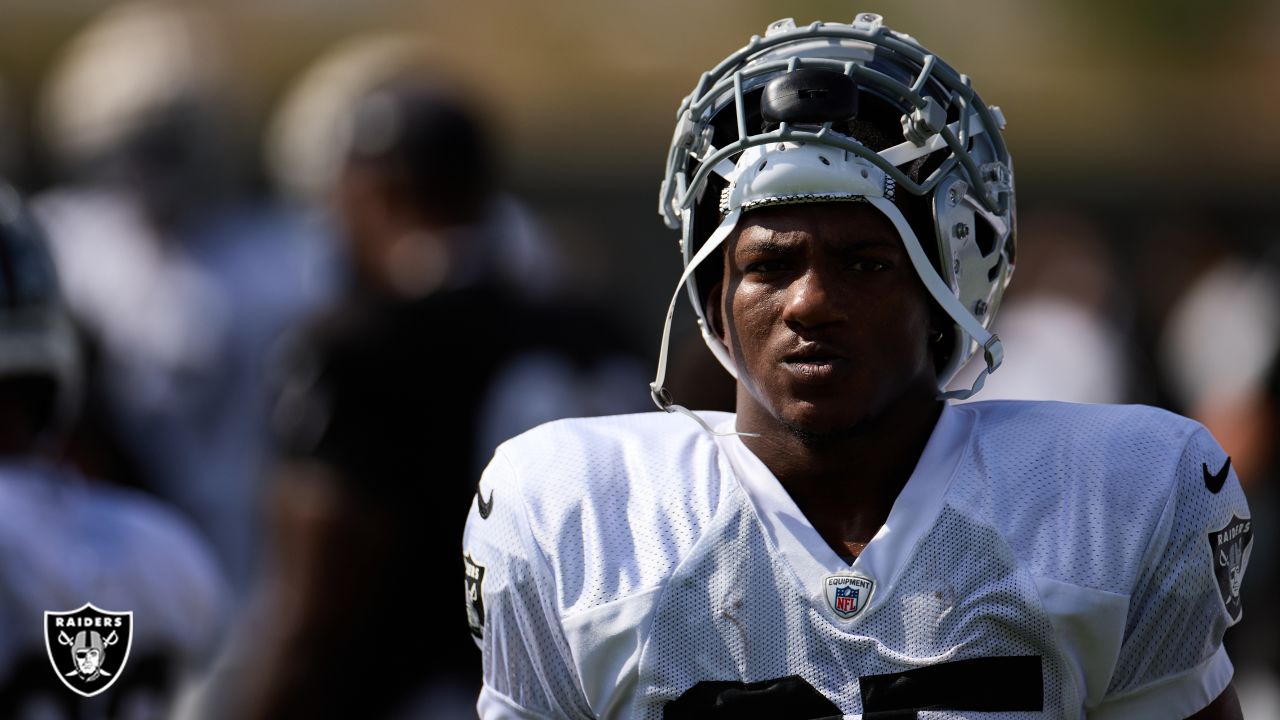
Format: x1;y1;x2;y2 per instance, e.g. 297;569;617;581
987;254;1005;282
974;216;997;257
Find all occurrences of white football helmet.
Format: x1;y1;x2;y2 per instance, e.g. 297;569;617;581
651;13;1015;418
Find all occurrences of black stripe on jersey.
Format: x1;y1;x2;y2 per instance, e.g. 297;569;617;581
860;655;1043;714
664;676;840;719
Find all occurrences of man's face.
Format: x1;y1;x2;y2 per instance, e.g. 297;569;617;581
76;647;101;675
718;201;938;438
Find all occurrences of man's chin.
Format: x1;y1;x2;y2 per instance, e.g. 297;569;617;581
778;404;867;446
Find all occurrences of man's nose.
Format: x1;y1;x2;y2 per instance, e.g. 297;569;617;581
781;266;847;329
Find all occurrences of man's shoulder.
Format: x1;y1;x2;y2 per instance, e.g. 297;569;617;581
477;411;736;615
497;410;735;479
952;400;1208;591
962;399;1200;456
959;399;1204;503
490;410;735;514
0;462;226;631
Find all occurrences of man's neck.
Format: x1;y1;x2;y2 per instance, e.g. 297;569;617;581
736;385;943;559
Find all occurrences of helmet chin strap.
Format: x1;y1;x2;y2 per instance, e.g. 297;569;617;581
649;208;758;437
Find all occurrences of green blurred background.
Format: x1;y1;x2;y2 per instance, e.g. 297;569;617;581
2;0;1278;334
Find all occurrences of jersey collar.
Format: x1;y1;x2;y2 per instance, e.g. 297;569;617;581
714;403;976;621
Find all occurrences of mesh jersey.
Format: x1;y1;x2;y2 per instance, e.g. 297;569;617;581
462;400;1251;719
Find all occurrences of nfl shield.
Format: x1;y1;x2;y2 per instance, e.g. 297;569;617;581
823;574;874;620
44;603;133;697
835;587;858;614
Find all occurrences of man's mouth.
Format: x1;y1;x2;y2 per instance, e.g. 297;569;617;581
782;343;849;381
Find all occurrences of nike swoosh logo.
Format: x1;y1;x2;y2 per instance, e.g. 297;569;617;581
477;488;494;519
1203;457;1232;494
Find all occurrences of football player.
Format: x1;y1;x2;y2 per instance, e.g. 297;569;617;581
230;70;647;720
463;13;1250;720
0;182;226;716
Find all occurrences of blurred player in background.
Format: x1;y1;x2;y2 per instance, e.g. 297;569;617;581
218;52;648;717
32;1;332;600
0;182;226;719
464;13;1249;719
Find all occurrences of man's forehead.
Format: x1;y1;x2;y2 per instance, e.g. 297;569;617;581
734;202;901;247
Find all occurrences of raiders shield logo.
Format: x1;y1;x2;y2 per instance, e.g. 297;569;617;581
464;554;486;639
44;603;133;697
1208;515;1252;621
823;574;874;620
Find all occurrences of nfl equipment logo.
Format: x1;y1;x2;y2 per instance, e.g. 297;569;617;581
834;586;859;614
44;603;133;697
824;574;875;620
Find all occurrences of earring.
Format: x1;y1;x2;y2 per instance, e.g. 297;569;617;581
930;329;945;343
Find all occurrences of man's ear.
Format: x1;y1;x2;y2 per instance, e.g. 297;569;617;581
703;280;727;343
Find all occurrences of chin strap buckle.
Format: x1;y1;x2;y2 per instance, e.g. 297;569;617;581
650;383;673;411
650;381;755;438
983;334;1003;371
940;334;1002;402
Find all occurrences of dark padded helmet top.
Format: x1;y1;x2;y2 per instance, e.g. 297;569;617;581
760;68;859;131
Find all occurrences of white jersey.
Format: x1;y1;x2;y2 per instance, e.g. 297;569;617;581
463;400;1251;719
0;459;227;704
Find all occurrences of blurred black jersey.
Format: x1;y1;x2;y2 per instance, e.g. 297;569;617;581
269;282;646;716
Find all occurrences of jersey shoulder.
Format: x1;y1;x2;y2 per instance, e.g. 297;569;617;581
484;411;736;615
953;400;1205;592
83;482;228;630
962;399;1201;490
0;462;227;653
964;398;1200;456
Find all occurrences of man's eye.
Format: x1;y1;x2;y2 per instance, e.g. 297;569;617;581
746;260;786;274
849;259;890;272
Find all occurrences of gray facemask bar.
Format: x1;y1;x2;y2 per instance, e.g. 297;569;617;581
651;19;1009;422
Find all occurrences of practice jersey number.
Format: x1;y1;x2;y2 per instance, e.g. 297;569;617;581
665;656;1043;719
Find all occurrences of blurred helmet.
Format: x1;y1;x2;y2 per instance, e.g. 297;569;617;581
0;184;81;423
39;0;225;174
266;32;434;206
652;13;1015;408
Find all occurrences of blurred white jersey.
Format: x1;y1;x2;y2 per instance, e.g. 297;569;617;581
0;459;226;709
463;401;1251;719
